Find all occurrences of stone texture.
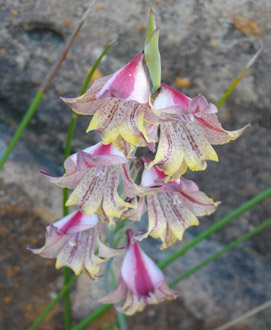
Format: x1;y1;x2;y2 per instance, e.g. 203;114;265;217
1;0;271;329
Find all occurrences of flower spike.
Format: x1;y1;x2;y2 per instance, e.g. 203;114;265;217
149;84;249;180
61;53;159;158
100;230;177;315
28;210;122;280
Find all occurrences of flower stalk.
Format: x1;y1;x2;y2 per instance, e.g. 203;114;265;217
27;6;266;330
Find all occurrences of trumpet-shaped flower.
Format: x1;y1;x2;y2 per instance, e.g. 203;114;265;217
28;210;121;279
42;142;144;224
149;84;249;181
140;160;219;249
100;230;177;315
61;53;158;158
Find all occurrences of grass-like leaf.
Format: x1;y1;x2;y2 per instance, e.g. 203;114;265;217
0;1;96;170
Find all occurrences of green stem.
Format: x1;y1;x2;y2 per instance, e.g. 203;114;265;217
61;40;113;325
169;218;271;287
110;269;127;330
64;267;72;330
71;305;112;330
158;187;271;270
0;90;43;170
80;42;113;96
117;313;127;330
28;275;78;330
101;320;119;330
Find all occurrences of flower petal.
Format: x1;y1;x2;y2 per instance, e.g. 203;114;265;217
144;178;219;248
100;277;127;304
121;231;164;295
61;75;112;115
150;84;248;179
28;212;122;280
96;52;150;104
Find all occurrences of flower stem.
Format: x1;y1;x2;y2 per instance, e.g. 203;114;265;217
64;267;72;330
158;187;271;269
28;275;78;330
169;218;271;287
71;305;112;330
61;40;114;328
101;320;119;330
79;42;113;96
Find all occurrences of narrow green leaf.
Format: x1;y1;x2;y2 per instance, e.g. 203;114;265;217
101;320;119;330
0;90;43;170
169;218;271;287
216;47;262;109
64;267;72;330
0;1;96;170
28;275;78;330
158;187;271;269
71;305;112;330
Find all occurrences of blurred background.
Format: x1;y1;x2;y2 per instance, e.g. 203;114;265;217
0;0;271;329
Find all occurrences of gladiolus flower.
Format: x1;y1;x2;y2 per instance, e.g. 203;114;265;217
28;210;121;279
61;53;158;158
41;142;144;224
100;230;177;315
149;84;249;181
140;159;219;249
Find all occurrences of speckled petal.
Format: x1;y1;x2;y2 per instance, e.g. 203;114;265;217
150;84;248;179
141;169;219;248
28;211;122;279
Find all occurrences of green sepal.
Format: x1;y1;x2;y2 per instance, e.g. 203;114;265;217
144;28;161;94
145;7;156;46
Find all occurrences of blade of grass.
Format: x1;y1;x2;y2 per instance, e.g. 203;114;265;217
62;40;114;329
158;187;271;270
0;90;44;170
101;320;119;330
0;1;96;170
213;300;271;330
71;305;112;330
216;47;262;109
63;267;72;330
28;274;78;330
169;218;271;287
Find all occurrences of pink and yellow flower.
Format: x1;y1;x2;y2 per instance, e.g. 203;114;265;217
100;230;177;315
140;160;219;249
28;210;121;279
42;142;144;224
61;53;158;158
149;84;249;181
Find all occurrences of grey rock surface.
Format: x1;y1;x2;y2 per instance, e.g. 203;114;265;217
1;0;271;329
